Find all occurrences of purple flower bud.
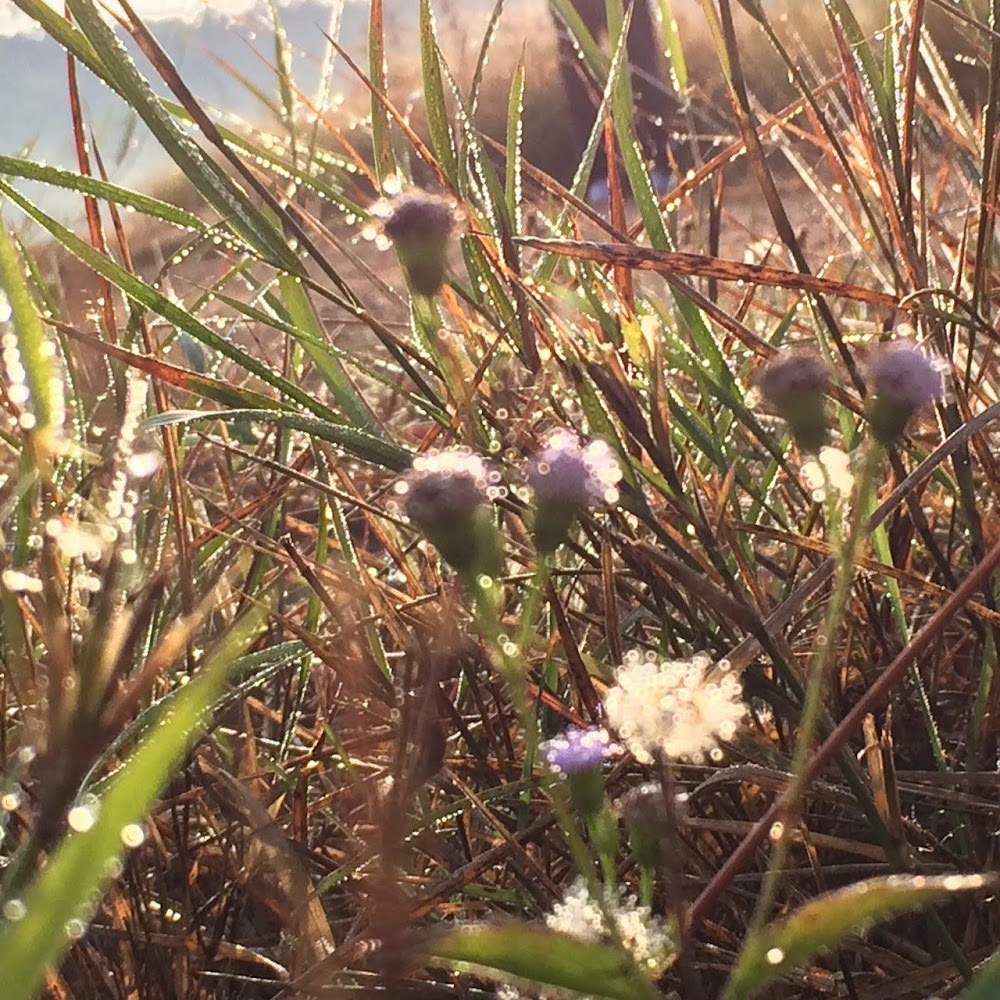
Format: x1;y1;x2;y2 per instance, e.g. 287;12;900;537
380;193;456;296
542;726;620;819
619;782;671;868
756;351;830;453
542;726;620;775
866;342;941;443
397;448;502;578
528;431;622;552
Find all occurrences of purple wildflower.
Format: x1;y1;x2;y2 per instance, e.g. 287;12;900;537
542;726;620;776
396;448;502;578
379;192;456;296
866;342;941;443
755;351;830;453
528;431;622;553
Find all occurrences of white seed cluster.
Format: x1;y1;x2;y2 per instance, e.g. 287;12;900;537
545;877;675;978
604;651;744;764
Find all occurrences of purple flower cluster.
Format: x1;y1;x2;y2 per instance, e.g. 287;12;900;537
398;435;621;569
541;726;620;775
866;341;942;443
378;192;457;297
869;342;941;410
399;448;494;532
756;351;830;453
396;448;502;578
528;430;622;552
528;430;622;509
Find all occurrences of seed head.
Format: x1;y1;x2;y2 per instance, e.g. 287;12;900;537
379;192;457;296
603;651;744;764
756;351;830;453
866;342;941;442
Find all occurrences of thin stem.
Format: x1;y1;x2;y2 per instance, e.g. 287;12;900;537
739;442;881;942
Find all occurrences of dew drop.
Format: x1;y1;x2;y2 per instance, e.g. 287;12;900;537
2;899;26;922
120;823;146;849
67;801;99;833
766;947;785;965
65;918;87;941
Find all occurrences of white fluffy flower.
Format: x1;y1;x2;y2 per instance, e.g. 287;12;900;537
603;651;744;764
546;878;675;978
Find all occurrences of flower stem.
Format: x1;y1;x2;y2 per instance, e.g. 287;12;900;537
739;441;881;941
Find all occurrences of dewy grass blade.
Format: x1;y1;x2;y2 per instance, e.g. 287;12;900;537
368;0;395;186
277;272;381;434
0;215;57;439
64;0;298;271
0;156;203;232
419;0;458;184
0;179;344;425
141;409;411;472
0;610;268;1000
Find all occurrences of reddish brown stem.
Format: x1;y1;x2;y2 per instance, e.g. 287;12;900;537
690;533;1000;928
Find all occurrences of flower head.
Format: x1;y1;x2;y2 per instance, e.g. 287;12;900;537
603;651;744;764
528;431;621;552
756;351;830;452
546;878;675;978
396;448;502;578
541;726;620;775
378;192;457;296
866;342;941;442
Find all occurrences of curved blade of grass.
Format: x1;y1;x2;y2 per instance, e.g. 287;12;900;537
211;289;448;423
83;640;307;794
0;179;343;425
0;608;266;1000
469;0;506;117
59;325;290;412
368;0;395;185
427;924;664;1000
63;0;298;271
0;210;57;575
0;156;202;231
419;0;458;184
142;409;411;471
723;874;995;1000
277;273;379;433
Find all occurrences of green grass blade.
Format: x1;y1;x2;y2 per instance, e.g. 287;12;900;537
64;0;298;271
277;272;380;433
0;215;56;437
657;0;688;90
723;874;995;1000
428;924;665;1000
0;609;267;1000
505;48;526;235
142;409;411;471
368;0;396;185
419;0;458;183
0;179;343;424
0;156;202;231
